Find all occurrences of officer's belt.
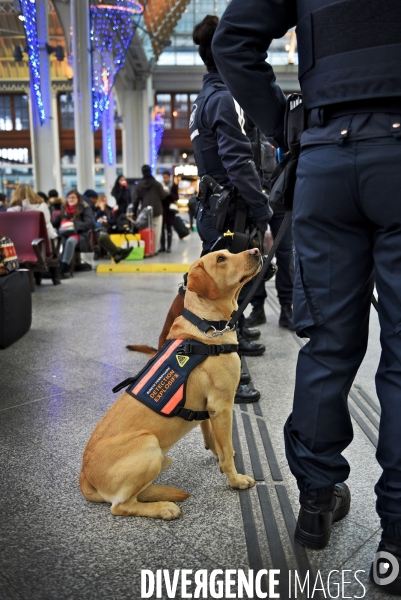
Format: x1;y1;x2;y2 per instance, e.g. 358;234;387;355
307;97;401;127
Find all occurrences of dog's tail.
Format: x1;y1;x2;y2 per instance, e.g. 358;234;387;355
126;344;157;356
137;484;190;502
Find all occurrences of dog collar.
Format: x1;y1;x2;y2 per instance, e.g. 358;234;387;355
182;308;236;338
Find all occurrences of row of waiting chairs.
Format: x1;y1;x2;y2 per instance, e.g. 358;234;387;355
0;211;62;291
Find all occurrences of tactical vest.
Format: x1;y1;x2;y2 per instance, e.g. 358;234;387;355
189;83;228;182
112;338;239;421
296;0;401;109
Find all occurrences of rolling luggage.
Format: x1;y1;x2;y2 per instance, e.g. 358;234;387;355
0;270;32;349
140;206;155;257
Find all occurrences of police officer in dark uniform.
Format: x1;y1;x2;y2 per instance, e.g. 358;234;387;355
190;15;273;403
213;1;401;593
244;117;295;331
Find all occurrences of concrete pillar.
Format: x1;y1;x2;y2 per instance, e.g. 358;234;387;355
71;0;94;192
29;0;60;193
51;92;62;194
102;93;117;196
146;74;154;168
121;75;152;177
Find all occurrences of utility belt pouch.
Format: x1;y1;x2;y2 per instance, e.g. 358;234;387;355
285;93;305;157
270;94;304;212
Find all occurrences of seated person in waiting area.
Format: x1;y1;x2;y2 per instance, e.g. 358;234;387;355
8;184;58;243
0;192;8;211
93;193;131;263
52;190;93;279
8;184;61;285
47;189;65;215
94;194;117;233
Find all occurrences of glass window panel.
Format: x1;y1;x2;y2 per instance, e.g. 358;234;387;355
156;93;172;129
59;93;75;129
173;93;189;129
157;0;297;66
0;96;13;131
14;95;29;130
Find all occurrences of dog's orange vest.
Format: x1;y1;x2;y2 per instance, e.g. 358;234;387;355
112;339;238;421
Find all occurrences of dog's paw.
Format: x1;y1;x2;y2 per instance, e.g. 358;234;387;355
158;502;182;520
231;474;255;489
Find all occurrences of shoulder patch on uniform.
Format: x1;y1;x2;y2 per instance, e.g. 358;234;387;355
176;355;190;368
189;103;197;128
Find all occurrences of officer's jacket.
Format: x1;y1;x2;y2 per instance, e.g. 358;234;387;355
212;0;401;144
190;71;270;225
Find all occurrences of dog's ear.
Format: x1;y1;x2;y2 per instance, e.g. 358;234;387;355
187;262;220;300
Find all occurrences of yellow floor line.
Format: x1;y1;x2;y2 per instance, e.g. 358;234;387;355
96;263;191;274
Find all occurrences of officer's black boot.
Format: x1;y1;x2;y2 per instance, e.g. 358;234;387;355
234;384;261;403
237;329;266;356
279;304;295;330
370;536;401;595
295;483;351;549
241;327;261;341
244;304;266;328
240;371;251;385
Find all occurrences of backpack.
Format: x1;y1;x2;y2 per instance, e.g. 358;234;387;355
0;237;19;276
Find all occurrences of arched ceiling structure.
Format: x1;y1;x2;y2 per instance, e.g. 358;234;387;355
0;0;192;87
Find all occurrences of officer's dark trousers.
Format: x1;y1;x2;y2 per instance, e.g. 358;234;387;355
284;121;401;538
251;212;294;308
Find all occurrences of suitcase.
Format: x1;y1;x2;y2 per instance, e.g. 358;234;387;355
174;214;190;239
141;228;155;257
0;270;32;349
140;206;155;257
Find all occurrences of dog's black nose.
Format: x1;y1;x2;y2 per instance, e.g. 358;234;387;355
248;248;260;257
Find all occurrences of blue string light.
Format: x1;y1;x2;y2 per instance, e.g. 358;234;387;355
149;111;164;174
90;0;143;131
104;105;114;166
19;0;46;124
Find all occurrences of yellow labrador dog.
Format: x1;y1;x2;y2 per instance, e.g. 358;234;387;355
79;248;262;519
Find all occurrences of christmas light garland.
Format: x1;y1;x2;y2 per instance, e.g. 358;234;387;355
149;111;164;174
90;0;143;131
19;0;46;124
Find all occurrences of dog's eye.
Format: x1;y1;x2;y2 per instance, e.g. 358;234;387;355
217;256;226;263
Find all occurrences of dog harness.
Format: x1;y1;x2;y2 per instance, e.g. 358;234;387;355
112;337;239;421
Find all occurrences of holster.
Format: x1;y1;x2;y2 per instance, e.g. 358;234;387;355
198;174;234;231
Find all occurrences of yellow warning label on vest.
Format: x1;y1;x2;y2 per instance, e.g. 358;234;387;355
176;355;190;368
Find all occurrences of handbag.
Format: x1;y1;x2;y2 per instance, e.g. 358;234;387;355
0;237;19;276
